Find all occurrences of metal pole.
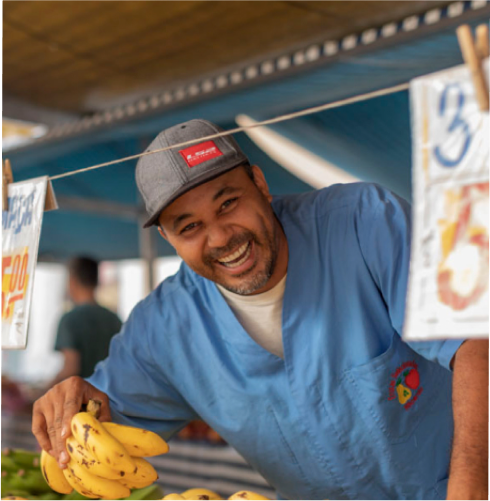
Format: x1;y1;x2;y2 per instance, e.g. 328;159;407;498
138;217;156;295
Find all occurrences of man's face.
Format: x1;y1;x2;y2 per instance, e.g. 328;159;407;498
158;165;286;295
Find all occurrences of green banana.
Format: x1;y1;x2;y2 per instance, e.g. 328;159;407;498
0;496;30;501
0;479;29;498
38;492;63;500
123;484;165;500
2;448;40;470
3;490;62;500
4;468;52;494
1;454;19;473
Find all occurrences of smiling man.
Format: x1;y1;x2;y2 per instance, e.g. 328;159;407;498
32;119;488;500
156;164;288;296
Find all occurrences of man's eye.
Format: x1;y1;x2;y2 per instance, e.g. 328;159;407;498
221;198;238;211
181;223;198;234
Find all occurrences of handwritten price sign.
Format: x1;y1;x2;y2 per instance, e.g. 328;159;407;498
404;60;489;341
2;248;30;321
2;177;50;349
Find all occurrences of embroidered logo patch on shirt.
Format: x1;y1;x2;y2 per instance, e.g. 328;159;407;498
179;140;223;168
388;360;423;410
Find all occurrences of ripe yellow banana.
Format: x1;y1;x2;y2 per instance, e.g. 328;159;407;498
228;491;270;500
70;411;135;473
102;421;169;457
67;459;131;500
62;465;98;499
181;487;223;499
39;449;73;495
120;478;153;490
123;456;158;485
65;436;124;480
162;495;186;500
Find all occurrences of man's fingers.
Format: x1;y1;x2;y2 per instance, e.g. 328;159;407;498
44;406;60;464
61;395;82;439
52;396;76;468
31;376;111;469
95;392;112;423
32;403;53;453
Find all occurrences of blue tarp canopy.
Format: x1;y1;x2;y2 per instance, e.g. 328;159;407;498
6;4;489;261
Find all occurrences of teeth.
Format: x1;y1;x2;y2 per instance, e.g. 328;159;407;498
223;245;251;268
218;242;249;263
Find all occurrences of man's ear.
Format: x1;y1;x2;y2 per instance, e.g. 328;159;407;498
157;226;168;241
251;165;272;203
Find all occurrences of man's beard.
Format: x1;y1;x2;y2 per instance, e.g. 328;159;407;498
203;225;278;295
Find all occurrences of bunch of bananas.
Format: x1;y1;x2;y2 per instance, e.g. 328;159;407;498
41;400;169;500
161;489;270;500
1;448;56;500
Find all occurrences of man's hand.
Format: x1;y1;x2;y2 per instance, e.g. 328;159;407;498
31;376;111;468
447;339;488;500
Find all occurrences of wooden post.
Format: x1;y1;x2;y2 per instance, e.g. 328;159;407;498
476;24;489;60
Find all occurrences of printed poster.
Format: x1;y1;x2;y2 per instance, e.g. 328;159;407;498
404;60;489;341
2;176;52;349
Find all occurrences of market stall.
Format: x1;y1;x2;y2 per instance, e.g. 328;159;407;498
2;2;489;500
2;411;275;499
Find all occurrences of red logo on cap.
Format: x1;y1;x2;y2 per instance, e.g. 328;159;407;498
179;141;223;168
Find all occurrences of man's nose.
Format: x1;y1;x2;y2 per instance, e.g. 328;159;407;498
206;222;232;249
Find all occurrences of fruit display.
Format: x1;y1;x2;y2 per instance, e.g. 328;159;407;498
161;490;270;500
227;492;270;500
2;404;266;501
1;448;55;500
41;399;168;500
0;449;164;501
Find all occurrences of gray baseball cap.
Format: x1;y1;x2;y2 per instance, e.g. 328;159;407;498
136;119;249;228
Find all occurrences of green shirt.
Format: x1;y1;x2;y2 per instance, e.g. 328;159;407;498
54;303;122;378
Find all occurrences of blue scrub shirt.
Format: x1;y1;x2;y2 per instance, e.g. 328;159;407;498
89;183;464;500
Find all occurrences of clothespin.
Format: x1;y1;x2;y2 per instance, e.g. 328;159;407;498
456;24;489;112
2;159;14;212
476;24;489;60
44;180;58;212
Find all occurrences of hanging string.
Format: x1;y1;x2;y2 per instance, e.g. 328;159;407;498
49;82;409;181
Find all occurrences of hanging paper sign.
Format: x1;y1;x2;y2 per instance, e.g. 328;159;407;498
404;60;489;341
2;176;55;349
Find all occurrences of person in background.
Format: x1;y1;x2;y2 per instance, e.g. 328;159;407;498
48;257;122;387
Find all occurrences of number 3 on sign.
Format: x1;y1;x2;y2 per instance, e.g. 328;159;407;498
434;83;472;168
2;248;29;321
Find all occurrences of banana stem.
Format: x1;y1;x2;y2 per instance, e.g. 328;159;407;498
85;399;102;419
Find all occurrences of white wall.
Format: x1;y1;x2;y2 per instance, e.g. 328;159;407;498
2;256;182;384
116;256;182;320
